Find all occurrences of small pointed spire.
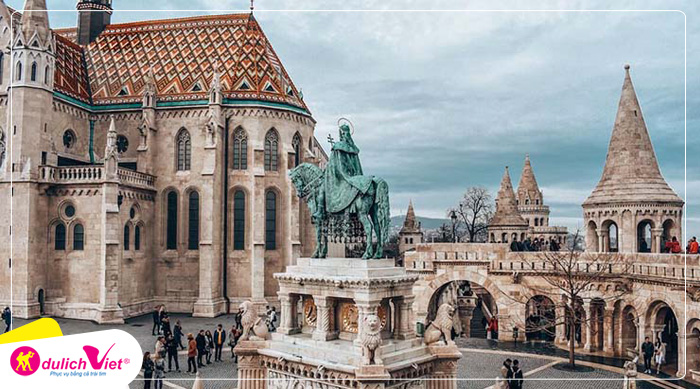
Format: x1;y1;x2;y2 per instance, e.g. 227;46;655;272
21;0;50;44
0;0;12;30
400;200;420;233
490;166;528;227
517;153;541;204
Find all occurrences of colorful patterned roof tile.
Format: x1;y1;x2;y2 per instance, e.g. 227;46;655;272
50;13;307;111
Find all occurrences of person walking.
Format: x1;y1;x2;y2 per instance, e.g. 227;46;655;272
229;324;240;360
153;352;165;389
655;339;666;375
186;333;197;375
173;320;184;350
142;352;154;389
214;324;226;362
195;330;206;367
269;307;278;332
161;314;172;338
166;334;180;373
204;330;214;364
151;306;161;336
2;307;11;333
510;359;524;389
642;336;654;374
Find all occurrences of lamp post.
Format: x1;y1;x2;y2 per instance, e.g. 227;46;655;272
450;210;457;243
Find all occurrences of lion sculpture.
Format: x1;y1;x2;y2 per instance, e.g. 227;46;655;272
239;301;269;341
360;314;383;365
423;303;456;346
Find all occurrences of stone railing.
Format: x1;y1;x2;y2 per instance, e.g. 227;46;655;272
39;165;156;191
532;226;568;233
405;242;700;283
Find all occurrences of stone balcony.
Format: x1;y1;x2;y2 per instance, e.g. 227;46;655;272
38;165;157;191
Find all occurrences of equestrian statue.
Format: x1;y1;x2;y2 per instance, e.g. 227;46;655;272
289;119;390;259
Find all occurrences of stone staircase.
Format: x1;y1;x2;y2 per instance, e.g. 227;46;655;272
470;303;487;338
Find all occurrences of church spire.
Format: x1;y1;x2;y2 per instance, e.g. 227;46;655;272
404;200;416;228
20;0;50;44
490;166;528;227
583;65;682;206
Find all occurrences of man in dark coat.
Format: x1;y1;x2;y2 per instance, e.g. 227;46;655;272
509;359;524;389
642;336;655;374
152;306;161;336
2;307;11;333
195;330;206;367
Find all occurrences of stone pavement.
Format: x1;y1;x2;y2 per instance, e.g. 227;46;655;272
13;315;685;389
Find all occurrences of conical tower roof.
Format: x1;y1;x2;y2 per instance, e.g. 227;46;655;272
490;167;529;227
400;200;420;233
584;65;683;207
517;154;542;204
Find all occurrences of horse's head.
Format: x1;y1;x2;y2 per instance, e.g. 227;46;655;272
289;163;323;198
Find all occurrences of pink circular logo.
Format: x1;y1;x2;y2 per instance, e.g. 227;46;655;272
10;346;40;376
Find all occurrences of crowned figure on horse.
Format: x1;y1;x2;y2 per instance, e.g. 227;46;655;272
289;119;390;259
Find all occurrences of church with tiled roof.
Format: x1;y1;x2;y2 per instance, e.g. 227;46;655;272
0;0;326;322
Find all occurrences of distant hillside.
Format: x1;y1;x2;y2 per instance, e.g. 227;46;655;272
391;215;450;231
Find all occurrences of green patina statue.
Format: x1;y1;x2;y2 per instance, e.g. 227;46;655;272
289;121;390;259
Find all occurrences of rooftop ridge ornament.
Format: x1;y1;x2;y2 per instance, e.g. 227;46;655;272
290;119;391;259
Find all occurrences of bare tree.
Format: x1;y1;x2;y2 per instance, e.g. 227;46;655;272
513;230;635;368
448;187;494;243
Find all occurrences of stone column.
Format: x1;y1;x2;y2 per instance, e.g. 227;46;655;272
397;296;416;339
555;305;567;345
597;231;605;253
96;179;124;324
457;296;476;338
651;228;663;253
235;341;267;389
426;345;462;389
277;293;298;335
356;301;380;344
583;301;593;352
313;296;336;341
599;228;609;253
603;308;614;354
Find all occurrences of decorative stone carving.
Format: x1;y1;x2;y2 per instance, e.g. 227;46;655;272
623;356;638;389
687;286;700;303
240;301;269;341
424;303;456;346
303;297;317;326
360;314;382;365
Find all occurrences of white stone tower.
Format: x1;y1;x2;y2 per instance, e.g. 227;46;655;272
516;154;548;228
583;65;683;253
398;200;423;257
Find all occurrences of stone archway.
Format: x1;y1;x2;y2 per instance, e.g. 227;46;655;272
586;220;598;252
427;280;499;339
646;300;679;373
637;219;654;253
620;305;638;358
525;295;555;342
686;319;700;374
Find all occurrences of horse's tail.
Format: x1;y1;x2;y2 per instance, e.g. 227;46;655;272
374;177;391;248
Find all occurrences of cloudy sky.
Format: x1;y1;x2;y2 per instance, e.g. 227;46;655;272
9;0;698;234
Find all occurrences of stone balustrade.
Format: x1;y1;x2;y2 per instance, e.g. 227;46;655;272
38;165;156;191
405;242;700;283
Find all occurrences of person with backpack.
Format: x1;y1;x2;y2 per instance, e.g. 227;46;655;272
509;359;524;389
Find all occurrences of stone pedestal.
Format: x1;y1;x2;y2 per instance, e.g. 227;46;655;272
235;258;461;389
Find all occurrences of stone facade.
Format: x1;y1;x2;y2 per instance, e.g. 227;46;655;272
398;201;423;258
0;2;326;322
583;65;683;253
487;167;529;244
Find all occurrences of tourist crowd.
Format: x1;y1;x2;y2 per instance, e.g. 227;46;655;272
662;236;699;254
140;304;278;388
495;358;525;389
509;237;560;252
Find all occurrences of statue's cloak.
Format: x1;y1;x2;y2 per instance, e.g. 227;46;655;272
324;140;373;213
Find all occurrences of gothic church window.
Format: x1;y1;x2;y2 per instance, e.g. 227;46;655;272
0;130;5;166
44;65;50;84
63;130;76;149
73;224;84;251
55;223;66;250
166;191;178;250
0;53;4;82
232;127;247;170
116;135;129;153
123;224;130;250
30;62;37;81
134;225;141;251
264;129;278;171
292;132;301;167
188;191;200;250
265;190;277;250
15;62;21;81
176;129;191;171
233;190;245;250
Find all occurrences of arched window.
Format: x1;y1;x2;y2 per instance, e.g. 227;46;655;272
265;190;277;250
292;132;302;167
44;65;50;84
233;190;245;250
54;223;66;250
73;224;84;250
264;129;278;171
608;223;618;252
176;129;191;171
232;127;248;170
0;53;4;82
166;191;178;249
30;61;37;81
637;220;653;253
15;61;22;81
134;225;141;251
534;218;539;227
0;130;5;166
188;191;200;250
123;224;130;251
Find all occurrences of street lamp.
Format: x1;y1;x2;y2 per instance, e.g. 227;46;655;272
450;210;457;243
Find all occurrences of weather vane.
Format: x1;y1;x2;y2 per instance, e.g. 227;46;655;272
250;0;254;13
